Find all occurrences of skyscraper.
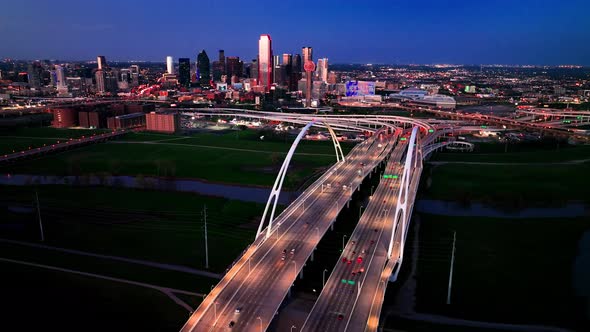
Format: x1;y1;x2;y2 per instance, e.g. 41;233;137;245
197;50;210;87
218;50;225;67
281;54;293;88
95;70;106;94
226;56;243;80
317;58;328;82
27;62;43;89
273;55;281;84
212;49;226;81
258;34;273;92
178;58;191;88
292;54;302;73
250;59;258;80
130;65;140;87
97;56;107;70
166;56;174;75
290;54;302;91
302;47;313;79
282;54;292;66
302;47;313;64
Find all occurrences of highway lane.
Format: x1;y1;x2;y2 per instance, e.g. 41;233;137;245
181;129;397;332
206;132;394;332
350;150;424;332
301;140;408;331
180;138;375;331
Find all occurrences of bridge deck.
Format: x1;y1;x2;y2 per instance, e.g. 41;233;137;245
181;132;396;332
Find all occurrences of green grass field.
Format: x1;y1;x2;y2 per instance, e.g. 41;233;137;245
0;127;110;155
1;185;265;272
431;143;590;163
1;129;353;189
414;213;589;330
0;262;197;332
120;130;355;155
421;162;590;205
0;126;109;139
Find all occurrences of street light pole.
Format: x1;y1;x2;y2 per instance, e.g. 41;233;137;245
342;234;347;250
257;316;262;332
291;325;297;332
323;268;328;287
359;205;364;220
292;261;297;277
203;205;209;269
35;190;44;242
447;231;457;305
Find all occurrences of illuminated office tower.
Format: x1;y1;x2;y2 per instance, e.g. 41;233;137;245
166;56;174;74
302;47;313;63
258;34;273;92
317;58;328;82
273;55;281;84
97;56;107;70
302;47;313;78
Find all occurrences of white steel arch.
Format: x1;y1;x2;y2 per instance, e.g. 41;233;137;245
256;120;346;239
387;126;419;260
324;121;346;162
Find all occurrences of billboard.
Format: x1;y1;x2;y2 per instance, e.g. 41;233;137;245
345;81;376;97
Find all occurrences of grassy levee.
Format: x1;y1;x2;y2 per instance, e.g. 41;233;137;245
422;162;590;205
413;213;589;330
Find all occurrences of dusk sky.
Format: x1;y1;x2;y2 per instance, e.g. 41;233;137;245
1;0;589;65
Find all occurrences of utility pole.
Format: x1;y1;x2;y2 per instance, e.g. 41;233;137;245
447;231;456;305
35;191;44;242
203;205;209;269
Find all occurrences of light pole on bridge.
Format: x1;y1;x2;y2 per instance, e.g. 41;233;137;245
323;268;328;287
447;231;457;305
342;234;348;250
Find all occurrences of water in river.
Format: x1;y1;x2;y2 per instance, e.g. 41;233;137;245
0;174;298;205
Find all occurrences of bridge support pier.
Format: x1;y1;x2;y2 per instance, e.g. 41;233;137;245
331;222;334;231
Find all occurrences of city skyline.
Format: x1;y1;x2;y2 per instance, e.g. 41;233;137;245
1;0;590;65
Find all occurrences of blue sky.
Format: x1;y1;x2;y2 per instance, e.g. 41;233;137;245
1;0;589;65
